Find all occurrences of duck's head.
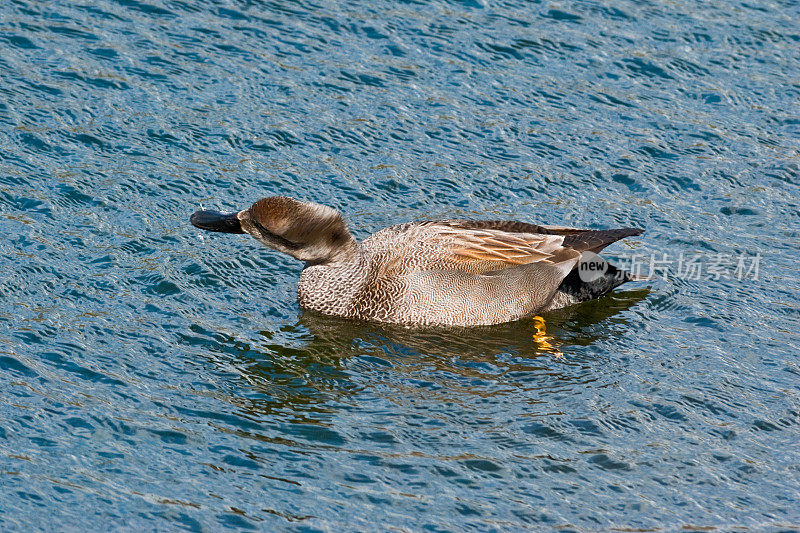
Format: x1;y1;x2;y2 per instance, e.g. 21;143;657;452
190;196;356;264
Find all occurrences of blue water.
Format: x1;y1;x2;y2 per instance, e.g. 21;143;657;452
1;0;799;530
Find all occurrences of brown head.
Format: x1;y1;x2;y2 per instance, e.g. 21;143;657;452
190;196;356;264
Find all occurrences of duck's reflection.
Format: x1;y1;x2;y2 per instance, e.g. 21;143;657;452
189;288;648;417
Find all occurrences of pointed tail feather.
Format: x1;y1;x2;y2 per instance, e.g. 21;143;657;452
561;228;644;254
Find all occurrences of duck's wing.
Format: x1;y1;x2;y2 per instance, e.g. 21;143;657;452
426;224;566;273
436;220;643;254
435;219;586;236
388;220;641;275
368;220;643;277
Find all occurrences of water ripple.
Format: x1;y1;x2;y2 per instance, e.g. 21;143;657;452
1;0;799;530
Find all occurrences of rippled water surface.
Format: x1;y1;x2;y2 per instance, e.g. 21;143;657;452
2;0;799;530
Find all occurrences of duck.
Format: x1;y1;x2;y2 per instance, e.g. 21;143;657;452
190;196;644;327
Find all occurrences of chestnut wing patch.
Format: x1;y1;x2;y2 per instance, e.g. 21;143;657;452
431;225;566;272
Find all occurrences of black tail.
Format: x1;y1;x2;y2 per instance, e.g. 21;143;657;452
557;257;642;303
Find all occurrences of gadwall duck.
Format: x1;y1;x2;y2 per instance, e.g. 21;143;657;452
190;196;644;327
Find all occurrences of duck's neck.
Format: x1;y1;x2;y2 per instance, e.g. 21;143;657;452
298;248;367;316
305;237;358;266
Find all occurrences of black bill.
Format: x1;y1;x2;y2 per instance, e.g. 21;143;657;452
190;210;245;234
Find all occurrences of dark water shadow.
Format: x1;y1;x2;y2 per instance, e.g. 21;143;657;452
181;288;650;421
